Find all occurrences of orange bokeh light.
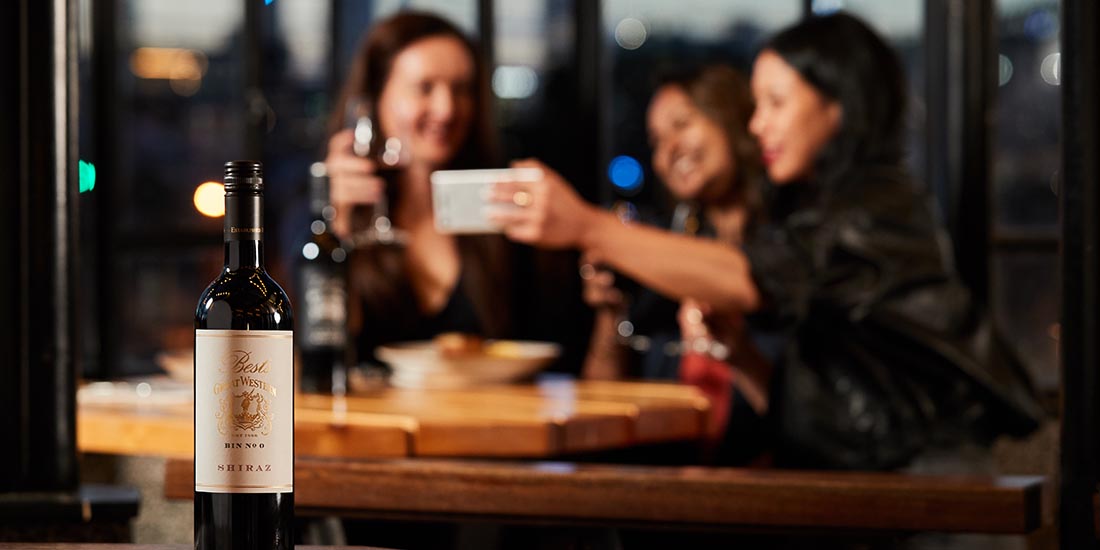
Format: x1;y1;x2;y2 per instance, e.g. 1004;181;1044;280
194;181;224;218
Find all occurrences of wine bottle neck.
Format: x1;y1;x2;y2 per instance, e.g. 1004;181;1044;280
225;240;264;270
224;192;265;270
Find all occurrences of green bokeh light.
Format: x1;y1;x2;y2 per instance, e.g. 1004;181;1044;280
79;159;96;193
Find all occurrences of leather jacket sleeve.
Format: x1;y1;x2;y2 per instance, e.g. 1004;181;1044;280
744;167;1044;470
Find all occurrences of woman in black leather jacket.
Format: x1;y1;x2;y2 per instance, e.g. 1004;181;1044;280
490;12;1043;470
739;12;1043;469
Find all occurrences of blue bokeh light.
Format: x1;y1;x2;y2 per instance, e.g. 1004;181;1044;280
608;155;643;192
1023;9;1058;41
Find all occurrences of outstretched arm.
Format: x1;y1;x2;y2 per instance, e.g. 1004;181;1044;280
490;159;760;313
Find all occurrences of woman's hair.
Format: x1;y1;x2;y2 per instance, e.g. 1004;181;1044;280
656;64;763;222
763;12;907;187
331;12;510;338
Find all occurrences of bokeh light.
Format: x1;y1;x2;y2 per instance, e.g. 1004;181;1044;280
614;18;647;50
193;181;224;218
998;54;1014;87
129;47;208;97
78;159;96;193
1040;52;1061;86
608;155;644;192
301;242;319;260
1023;9;1058;42
492;66;539;99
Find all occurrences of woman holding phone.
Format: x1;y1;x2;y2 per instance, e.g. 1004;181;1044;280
492;12;1042;469
325;11;512;364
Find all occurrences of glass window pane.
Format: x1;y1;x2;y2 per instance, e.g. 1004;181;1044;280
993;0;1061;231
494;0;576;163
993;252;1059;392
370;0;478;34
118;0;245;235
106;0;246;375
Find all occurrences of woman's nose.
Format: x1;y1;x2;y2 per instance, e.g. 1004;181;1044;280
429;89;455;121
748;110;765;138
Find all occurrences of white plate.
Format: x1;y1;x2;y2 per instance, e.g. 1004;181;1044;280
377;340;560;389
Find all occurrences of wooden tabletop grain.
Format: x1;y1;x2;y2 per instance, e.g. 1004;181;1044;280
78;379;708;459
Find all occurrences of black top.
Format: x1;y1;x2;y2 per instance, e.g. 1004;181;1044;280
617;207;715;380
356;271;484;367
737;165;1044;470
621;210;787;381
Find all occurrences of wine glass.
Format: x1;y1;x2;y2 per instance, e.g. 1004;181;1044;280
345;96;408;248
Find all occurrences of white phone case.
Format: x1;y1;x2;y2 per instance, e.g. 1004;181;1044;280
431;168;543;234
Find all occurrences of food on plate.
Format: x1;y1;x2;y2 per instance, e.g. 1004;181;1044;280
433;332;485;358
484;341;525;359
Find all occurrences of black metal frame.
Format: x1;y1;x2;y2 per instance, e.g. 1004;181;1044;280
924;0;995;305
575;0;603;203
91;0;117;381
1059;0;1100;545
0;0;24;491
2;0;79;492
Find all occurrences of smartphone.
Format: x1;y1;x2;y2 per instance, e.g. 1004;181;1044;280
431;168;543;234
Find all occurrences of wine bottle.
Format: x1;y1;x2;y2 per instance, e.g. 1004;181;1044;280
194;160;294;550
296;162;348;394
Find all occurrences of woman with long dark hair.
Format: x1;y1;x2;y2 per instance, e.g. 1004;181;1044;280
325;12;512;363
741;12;1043;469
492;12;1042;469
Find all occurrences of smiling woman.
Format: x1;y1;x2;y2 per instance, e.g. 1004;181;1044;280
483;64;766;448
577;65;764;389
323;12;514;369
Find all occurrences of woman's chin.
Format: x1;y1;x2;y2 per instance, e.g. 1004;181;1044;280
416;146;460;168
766;165;798;186
667;180;704;202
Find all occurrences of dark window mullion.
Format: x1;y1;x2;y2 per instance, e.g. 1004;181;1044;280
1060;0;1100;544
926;0;995;305
244;0;264;160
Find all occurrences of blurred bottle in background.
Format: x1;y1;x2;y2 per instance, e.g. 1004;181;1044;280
296;162;349;394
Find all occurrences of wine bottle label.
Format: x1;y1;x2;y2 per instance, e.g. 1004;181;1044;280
300;267;347;349
195;329;293;493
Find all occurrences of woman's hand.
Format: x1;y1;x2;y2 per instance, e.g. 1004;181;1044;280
678;299;712;343
579;253;623;310
679;299;770;415
324;129;386;240
489;159;599;249
678;299;745;353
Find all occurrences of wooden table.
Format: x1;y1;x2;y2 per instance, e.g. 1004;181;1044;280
162;457;1050;535
78;379;709;459
2;546;387;550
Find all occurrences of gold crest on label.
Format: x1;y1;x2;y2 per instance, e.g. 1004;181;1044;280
217;389;274;436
